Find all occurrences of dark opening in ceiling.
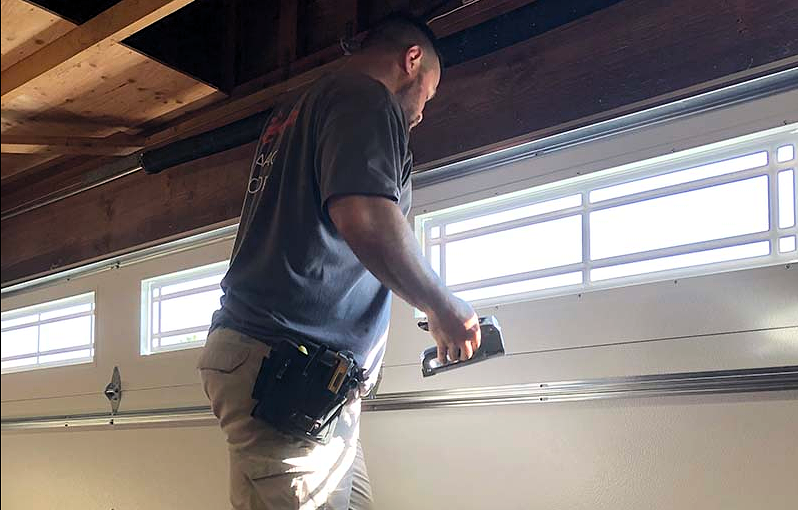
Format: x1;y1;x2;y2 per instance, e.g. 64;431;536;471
28;0;626;95
31;0;229;90
31;0;119;24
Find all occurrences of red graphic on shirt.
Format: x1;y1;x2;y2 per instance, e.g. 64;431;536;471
261;108;299;145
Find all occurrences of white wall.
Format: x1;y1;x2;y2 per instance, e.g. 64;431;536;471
2;89;798;510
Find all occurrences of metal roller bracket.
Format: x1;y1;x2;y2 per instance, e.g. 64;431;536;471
104;366;122;416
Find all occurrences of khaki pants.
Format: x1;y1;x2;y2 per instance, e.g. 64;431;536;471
198;328;375;509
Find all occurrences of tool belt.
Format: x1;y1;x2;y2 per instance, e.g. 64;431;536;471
251;338;365;444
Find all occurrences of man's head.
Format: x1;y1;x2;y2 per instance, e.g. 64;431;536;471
359;13;442;130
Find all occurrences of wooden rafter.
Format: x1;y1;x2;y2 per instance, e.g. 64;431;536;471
1;134;145;156
1;0;196;101
278;0;299;68
429;0;537;37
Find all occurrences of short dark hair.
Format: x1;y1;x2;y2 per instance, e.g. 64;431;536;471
361;12;443;69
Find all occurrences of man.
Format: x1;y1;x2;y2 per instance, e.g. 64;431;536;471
198;13;481;509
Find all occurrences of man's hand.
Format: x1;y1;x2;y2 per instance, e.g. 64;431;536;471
426;297;481;364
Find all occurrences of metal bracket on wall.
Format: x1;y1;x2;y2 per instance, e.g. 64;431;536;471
104;366;122;417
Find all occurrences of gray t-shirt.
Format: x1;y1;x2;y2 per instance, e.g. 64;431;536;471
211;71;413;376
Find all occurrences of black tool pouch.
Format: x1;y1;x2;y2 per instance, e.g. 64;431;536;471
251;339;363;445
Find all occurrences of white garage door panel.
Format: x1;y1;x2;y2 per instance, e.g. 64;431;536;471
2;242;794;415
376;327;798;394
359;393;798;510
382;265;798;368
0;382;208;420
1;241;233;415
3;327;794;418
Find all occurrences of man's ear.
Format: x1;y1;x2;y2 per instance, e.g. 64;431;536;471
403;45;424;76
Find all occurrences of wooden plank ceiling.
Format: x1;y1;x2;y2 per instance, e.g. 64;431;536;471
0;0;219;181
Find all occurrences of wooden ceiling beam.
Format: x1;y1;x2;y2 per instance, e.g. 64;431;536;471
278;0;299;68
1;0;196;101
0;154;62;181
428;0;538;37
1;135;145;156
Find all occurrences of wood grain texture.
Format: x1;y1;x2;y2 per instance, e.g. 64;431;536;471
0;0;74;72
301;0;357;56
1;155;109;209
2;42;217;137
0;1;220;177
409;0;798;166
0;153;61;180
1;0;196;99
278;0;298;67
1;142;256;284
429;0;537;38
1;134;145;155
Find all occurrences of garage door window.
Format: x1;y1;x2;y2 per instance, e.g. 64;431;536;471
417;127;797;306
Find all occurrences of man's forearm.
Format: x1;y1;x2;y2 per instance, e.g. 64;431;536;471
328;195;454;315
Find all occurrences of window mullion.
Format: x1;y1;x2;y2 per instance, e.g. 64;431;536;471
582;192;590;285
153;283;221;302
769;158;780;256
156;299;162;350
590;231;772;269
588;166;770;212
439;242;447;287
36;314;41;365
3;344;94;362
153;325;211;340
441;206;582;243
448;263;584;293
1;310;95;333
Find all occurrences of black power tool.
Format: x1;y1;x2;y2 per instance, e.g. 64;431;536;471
418;316;505;377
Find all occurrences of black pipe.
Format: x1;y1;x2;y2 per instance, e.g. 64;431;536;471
140;110;270;174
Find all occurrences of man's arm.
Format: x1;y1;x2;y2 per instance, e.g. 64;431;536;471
328;195;481;362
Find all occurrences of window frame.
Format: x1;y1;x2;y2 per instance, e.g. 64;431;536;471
416;124;798;309
140;260;228;355
1;292;96;374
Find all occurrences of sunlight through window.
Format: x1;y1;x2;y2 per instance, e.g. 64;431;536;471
141;262;227;355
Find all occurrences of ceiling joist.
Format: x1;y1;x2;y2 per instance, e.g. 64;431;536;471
1;0;196;101
1;134;145;156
